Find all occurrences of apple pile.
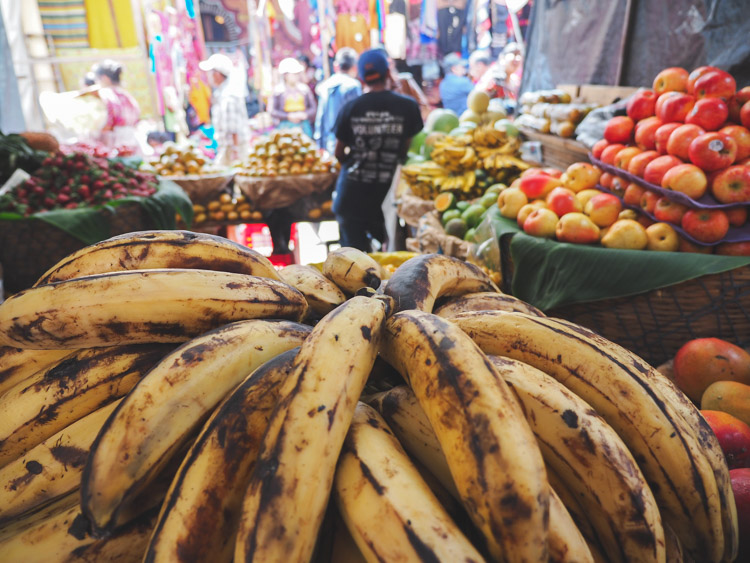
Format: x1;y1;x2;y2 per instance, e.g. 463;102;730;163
591;65;750;252
496;163;684;251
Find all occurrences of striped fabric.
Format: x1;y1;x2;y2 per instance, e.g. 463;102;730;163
38;0;89;48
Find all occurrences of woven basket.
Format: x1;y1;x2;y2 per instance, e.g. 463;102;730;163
0;203;153;294
163;173;234;205
546;266;750;366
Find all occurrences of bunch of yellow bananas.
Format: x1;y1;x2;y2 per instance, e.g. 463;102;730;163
0;245;737;563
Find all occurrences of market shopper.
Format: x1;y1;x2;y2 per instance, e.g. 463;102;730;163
92;60;141;154
469;50;492;84
198;53;249;165
314;48;362;155
270;58;317;137
439;53;474;115
333;49;423;251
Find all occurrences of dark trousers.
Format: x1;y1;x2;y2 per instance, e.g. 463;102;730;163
265;208;295;255
335;213;386;252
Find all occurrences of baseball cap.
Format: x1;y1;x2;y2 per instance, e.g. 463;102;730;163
443;53;468;72
199;53;234;77
358;49;389;84
279;58;305;75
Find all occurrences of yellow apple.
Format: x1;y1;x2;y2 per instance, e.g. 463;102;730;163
562;162;602;193
600;219;648;250
646;222;680;251
618;209;640;221
555;212;600;244
575;188;603;209
523;208;559;238
517;200;547;227
497;186;528;219
584;193;623;227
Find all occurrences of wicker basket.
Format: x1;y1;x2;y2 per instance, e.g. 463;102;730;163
163;173;234;205
546;266;750;366
0;203;153;293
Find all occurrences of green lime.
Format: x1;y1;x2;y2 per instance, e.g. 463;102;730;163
461;203;487;229
480;192;499;209
464;227;477;242
456;200;471;212
441;209;462;226
444;218;468;239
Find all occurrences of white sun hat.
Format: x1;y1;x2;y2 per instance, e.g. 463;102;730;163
199;53;234;77
278;57;306;75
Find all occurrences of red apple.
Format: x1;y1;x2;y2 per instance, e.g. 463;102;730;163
623;182;646;206
546;187;582;217
661;163;708;199
653;67;689;94
688;132;738;171
717;241;750;256
600;143;626;166
599;172;613;188
657;92;696;124
627;150;660;177
727;206;748;227
627;89;657;121
687;66;719;95
711;165;750;203
634;116;663;151
655;91;681;117
679;235;714;254
584;193;622;227
604;116;635;144
694;69;737;100
730;468;750;561
685;97;729;131
640;190;660;214
643;154;683;185
655;122;682;154
653;197;689;225
542;167;564;179
523;208;559;238
637;214;655;228
610;176;628;198
737;87;750;106
719;125;750;162
614;146;642;170
666;123;706;161
519;174;563;199
702;410;750;469
681;208;730;243
742;101;750;130
592;139;609;160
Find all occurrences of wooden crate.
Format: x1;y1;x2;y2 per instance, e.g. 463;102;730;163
519;127;590;170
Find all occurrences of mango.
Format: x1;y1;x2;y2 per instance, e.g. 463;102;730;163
702;380;750;427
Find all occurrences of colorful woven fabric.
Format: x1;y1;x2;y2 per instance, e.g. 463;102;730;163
38;0;89;49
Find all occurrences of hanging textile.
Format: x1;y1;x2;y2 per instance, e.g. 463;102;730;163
335;0;371;53
474;0;492;51
0;5;25;132
38;0;89;49
84;0;138;49
385;0;408;59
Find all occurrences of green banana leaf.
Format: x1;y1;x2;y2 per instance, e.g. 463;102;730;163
0;179;193;246
485;207;750;311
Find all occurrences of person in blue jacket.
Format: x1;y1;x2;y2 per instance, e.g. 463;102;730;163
439;53;474;115
314;48;362;155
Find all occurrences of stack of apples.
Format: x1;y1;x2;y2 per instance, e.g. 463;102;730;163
496;162;683;250
592;65;750;254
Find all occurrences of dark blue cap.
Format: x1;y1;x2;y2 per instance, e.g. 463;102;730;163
358;49;389;84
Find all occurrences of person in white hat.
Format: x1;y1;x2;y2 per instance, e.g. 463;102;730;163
269;57;316;137
198;53;249;165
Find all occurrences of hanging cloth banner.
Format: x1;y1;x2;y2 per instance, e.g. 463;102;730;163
84;0;138;49
38;0;89;49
